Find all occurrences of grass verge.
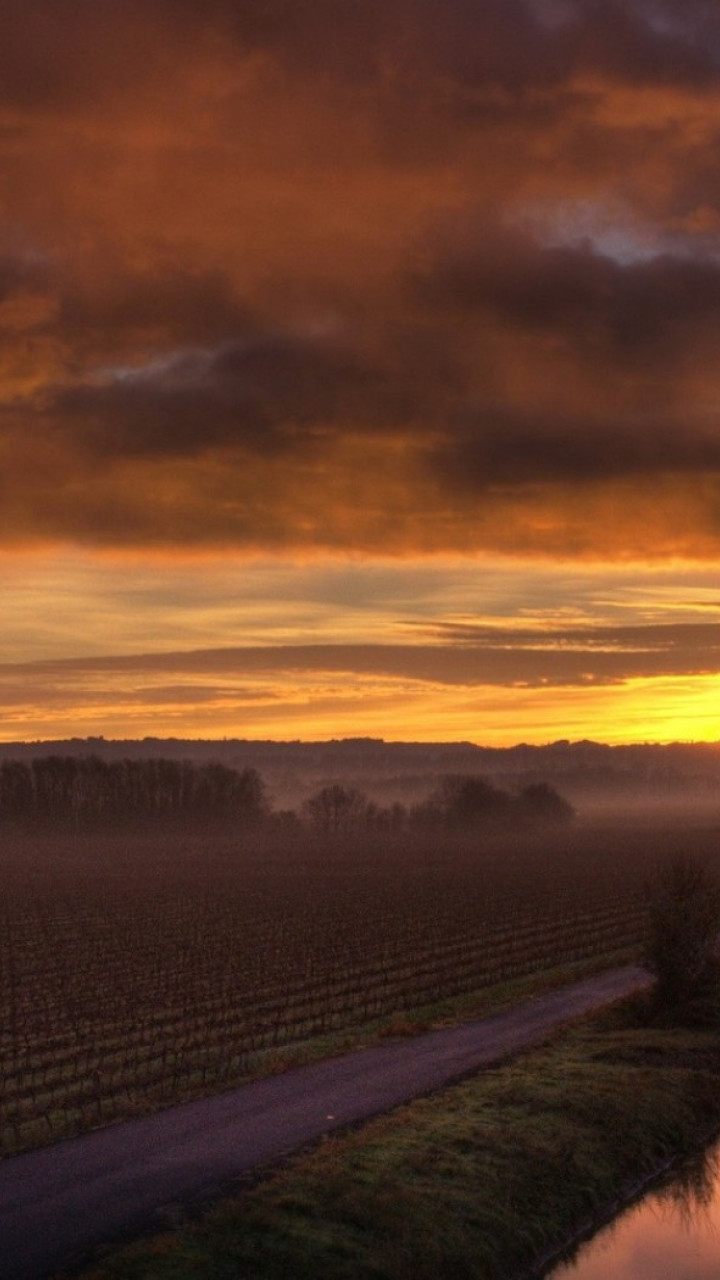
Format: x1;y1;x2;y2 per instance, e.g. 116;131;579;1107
73;993;720;1280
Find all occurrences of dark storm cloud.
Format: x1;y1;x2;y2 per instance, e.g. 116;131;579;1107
558;2;719;88
21;220;720;505
58;267;253;351
161;0;542;83
6;0;711;118
0;251;50;297
2;0;720;556
54;369;273;459
0;2;172;112
47;211;720;475
51;333;418;459
431;408;720;488
409;218;720;493
167;0;719;92
635;1;720;54
418;223;720;361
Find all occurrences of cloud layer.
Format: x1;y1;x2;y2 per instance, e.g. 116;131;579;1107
1;1;720;555
3;621;720;744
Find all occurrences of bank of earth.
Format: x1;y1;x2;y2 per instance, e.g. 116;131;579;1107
75;991;720;1280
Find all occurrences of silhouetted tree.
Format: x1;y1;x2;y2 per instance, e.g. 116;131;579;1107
302;784;368;837
434;775;511;829
516;782;575;826
32;756;78;824
644;855;720;1011
0;755;269;831
0;761;33;823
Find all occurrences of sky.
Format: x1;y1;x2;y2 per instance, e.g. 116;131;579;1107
2;0;720;744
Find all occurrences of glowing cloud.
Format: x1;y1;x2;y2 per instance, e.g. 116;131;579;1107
2;2;720;741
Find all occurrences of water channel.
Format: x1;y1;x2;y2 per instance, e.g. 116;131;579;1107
546;1136;720;1279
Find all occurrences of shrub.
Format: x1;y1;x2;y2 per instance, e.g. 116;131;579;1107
644;854;720;1013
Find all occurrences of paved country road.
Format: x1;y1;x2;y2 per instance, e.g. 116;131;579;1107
0;965;650;1279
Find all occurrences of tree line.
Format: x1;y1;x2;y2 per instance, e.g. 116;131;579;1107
300;775;574;837
0;756;268;830
0;756;574;834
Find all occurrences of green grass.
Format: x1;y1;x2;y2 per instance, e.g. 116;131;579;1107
74;994;720;1280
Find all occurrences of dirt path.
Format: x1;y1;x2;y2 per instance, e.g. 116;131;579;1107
0;964;650;1279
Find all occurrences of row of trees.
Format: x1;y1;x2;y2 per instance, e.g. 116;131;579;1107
0;757;268;830
3;759;717;1021
0;757;575;833
301;776;575;837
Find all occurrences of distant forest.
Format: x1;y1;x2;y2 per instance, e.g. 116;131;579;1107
0;737;717;815
0;755;574;834
0;757;267;831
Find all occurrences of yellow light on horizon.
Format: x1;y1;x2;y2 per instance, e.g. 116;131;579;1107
0;668;718;747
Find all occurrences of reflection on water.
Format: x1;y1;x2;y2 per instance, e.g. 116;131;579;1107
548;1139;720;1279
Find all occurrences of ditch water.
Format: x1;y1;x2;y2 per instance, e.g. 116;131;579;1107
545;1135;720;1279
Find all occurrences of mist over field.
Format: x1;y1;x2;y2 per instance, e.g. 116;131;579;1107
1;732;718;1162
0;735;717;816
3;2;720;1272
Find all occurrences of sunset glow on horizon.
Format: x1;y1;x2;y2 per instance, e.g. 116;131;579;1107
2;2;720;746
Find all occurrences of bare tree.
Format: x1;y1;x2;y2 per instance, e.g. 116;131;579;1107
302;784;368;837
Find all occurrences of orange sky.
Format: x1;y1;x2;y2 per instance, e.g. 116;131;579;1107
2;1;720;744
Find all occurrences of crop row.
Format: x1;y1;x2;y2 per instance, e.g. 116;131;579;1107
0;824;661;1156
0;917;643;1152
